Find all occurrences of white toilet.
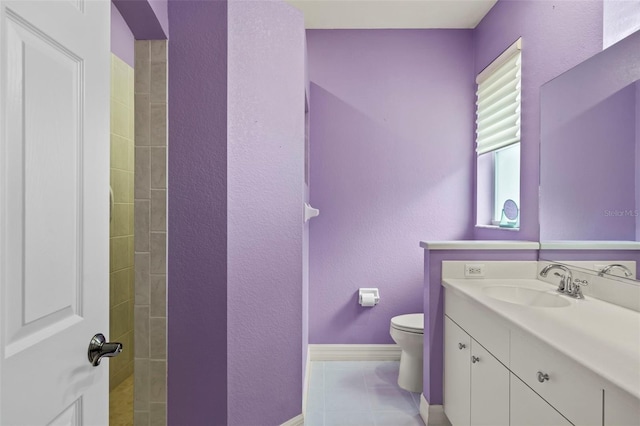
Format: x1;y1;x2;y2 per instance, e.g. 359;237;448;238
389;313;424;393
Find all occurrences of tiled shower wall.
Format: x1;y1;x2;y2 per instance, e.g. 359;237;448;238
134;40;167;426
110;54;135;390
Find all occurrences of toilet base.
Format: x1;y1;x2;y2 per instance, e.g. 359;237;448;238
397;349;423;393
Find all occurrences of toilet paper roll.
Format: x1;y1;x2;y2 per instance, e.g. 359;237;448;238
360;293;376;307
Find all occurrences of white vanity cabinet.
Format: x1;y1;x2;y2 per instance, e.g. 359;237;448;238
444;316;509;426
443;287;633;426
510;374;571;426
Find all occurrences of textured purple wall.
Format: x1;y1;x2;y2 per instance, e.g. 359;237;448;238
167;0;228;424
111;2;134;67
541;85;636;240
113;0;168;40
227;1;305;424
423;249;539;404
307;30;475;344
473;0;603;241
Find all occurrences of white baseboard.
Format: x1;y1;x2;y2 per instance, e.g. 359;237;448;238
308;344;401;361
302;348;311;415
280;413;304;426
419;394;451;426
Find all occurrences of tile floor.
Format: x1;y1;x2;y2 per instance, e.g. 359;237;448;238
305;361;424;426
110;374;133;426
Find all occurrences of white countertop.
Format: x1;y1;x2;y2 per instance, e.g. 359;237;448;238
442;278;640;399
420;240;539;250
539;240;640;250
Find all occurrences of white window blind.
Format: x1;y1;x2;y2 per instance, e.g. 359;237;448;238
476;38;522;155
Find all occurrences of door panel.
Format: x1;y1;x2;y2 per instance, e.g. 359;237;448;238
0;1;110;424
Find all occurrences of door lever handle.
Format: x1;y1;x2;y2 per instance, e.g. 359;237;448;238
88;333;122;366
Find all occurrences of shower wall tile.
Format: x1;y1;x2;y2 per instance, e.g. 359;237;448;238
110;54;135;391
135;40;167;426
150;103;166;147
149;318;166;359
135;253;150;305
135;147;151;199
135;306;150;358
135;200;150;252
150;190;166;232
150;63;166;103
135;94;151;146
149;403;166;426
135;41;150;94
150;40;166;63
150;275;166;318
149;233;166;273
150;148;166;189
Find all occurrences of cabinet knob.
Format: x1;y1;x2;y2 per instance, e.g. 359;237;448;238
537;371;550;383
458;343;466;350
471;356;480;364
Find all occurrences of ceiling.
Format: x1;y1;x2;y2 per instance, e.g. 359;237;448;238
285;0;498;29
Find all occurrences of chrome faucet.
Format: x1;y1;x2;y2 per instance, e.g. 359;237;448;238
539;264;583;298
598;264;633;278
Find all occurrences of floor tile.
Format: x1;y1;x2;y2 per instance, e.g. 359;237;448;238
307;361;424;426
324;368;366;390
324;411;375;426
410;392;421;409
367;385;418;413
307;385;325;413
373;410;424;426
324;361;365;370
304;411;324;426
362;361;400;388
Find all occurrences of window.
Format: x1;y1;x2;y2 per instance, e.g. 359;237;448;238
476;38;522;228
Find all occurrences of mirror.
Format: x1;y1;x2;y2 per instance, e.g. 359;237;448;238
539;30;640;279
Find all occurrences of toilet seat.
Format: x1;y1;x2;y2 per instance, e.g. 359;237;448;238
391;313;424;334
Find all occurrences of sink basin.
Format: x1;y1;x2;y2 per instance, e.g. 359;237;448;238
482;286;571;308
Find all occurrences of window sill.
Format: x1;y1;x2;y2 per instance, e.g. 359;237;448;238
475;224;520;232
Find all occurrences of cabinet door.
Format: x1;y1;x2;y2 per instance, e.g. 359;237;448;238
511;374;572;426
444;316;471;426
470;340;509;426
605;384;640;426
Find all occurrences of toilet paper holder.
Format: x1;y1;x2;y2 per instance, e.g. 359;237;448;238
358;288;380;307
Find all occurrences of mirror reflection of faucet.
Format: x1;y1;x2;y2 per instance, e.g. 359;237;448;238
598;264;633;278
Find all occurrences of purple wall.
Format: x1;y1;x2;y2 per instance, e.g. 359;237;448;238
307;30;475;344
423;249;539;404
473;0;603;241
113;0;168;40
227;1;305;424
167;0;228;424
111;2;134;67
540;85;636;240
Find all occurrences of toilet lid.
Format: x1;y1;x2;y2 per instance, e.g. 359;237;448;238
391;313;424;334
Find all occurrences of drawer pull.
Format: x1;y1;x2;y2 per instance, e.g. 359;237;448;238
458;343;466;350
537;371;550;383
471;356;480;364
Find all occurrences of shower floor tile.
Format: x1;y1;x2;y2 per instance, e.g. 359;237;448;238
110;374;133;426
305;361;424;426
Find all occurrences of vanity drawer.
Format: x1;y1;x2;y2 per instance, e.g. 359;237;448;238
511;328;604;426
445;288;509;364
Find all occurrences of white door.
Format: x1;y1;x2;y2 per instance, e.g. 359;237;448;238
0;0;110;424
